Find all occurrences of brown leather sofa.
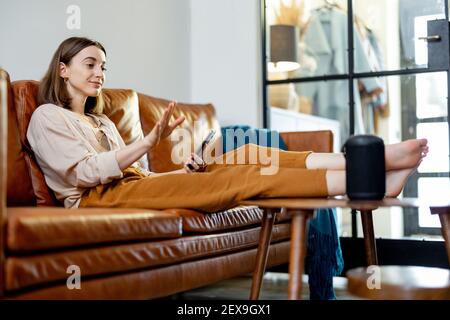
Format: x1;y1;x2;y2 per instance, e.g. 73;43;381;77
0;69;333;299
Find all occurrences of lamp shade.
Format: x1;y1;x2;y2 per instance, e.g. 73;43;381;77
269;24;300;73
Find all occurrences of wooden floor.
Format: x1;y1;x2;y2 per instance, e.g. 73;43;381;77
179;272;361;300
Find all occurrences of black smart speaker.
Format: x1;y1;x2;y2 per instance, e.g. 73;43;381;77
343;135;386;200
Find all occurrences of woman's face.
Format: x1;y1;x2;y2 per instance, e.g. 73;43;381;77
60;45;106;98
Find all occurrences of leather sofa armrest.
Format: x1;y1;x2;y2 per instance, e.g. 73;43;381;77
0;69;8;296
280;130;333;153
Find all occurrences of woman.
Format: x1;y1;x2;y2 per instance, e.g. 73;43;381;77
28;37;428;212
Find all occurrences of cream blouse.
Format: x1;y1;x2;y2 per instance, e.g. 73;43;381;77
27;103;150;208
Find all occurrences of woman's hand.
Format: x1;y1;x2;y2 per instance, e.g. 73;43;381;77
144;101;185;149
183;153;207;173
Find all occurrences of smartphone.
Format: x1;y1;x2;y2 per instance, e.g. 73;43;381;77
187;129;216;171
195;129;216;157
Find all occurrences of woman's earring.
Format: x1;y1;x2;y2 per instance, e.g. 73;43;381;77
64;78;68;83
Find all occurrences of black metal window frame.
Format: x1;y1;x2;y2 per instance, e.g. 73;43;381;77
260;0;450;237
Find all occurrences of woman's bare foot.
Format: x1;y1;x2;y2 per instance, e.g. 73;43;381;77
385;162;421;197
385;139;428;170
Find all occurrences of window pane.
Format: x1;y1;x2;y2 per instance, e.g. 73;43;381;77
266;0;348;81
353;74;448;142
418;178;448;228
416;72;448;119
353;0;445;72
268;80;348;152
417;122;449;173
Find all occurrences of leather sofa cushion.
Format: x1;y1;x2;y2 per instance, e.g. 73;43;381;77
9;242;290;299
280;131;333;153
138;93;222;173
5;223;290;291
275;207;293;223
165;206;291;232
165;205;264;232
7;207;182;252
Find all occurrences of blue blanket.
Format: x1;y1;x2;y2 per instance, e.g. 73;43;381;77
221;125;344;300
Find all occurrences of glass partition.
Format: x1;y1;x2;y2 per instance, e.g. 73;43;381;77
353;0;446;72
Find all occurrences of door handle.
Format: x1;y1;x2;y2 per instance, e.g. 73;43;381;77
418;35;442;42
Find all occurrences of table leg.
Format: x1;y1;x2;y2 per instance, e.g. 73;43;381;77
288;209;313;300
360;210;378;266
250;208;277;300
436;209;450;266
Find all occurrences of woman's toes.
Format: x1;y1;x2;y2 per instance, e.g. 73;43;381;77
419;138;428;146
421;146;429;158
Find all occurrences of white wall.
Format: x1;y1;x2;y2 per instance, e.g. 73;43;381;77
0;0;191;102
190;0;263;127
0;0;263;127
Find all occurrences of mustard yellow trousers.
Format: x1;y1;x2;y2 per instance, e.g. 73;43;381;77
80;144;328;213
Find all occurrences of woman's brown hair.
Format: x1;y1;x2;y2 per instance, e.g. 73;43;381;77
38;37;106;114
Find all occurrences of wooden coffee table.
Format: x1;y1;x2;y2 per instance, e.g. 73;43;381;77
240;197;450;300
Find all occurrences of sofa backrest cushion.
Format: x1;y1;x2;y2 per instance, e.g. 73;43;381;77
5;76;36;206
12;80;59;206
138;93;221;172
100;89;149;169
